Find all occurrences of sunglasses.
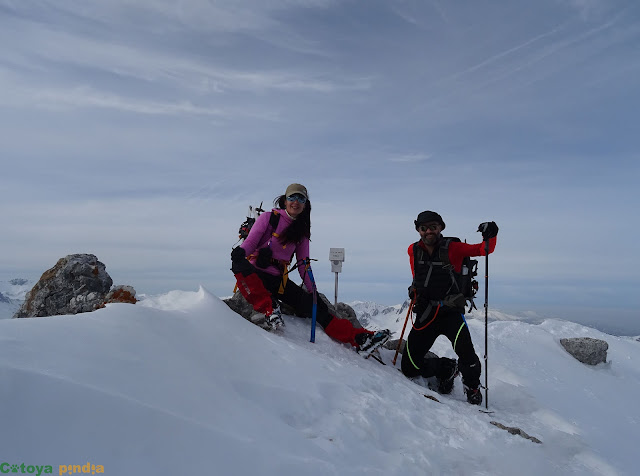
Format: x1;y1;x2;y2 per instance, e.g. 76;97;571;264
286;194;307;204
419;224;439;232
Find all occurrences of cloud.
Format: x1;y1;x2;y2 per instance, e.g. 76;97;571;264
387;153;432;163
0;6;368;104
561;0;612;20
0;0;638;328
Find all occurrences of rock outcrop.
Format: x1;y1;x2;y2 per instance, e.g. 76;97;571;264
13;254;134;318
560;337;608;365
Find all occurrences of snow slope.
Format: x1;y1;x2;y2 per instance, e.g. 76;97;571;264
0;287;637;475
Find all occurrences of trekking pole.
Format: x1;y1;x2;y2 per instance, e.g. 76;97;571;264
305;258;318;343
484;238;489;410
392;298;414;366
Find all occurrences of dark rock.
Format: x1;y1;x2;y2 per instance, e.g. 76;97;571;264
13;254;113;318
223;291;255;320
319;295;363;328
385;338;405;353
490;421;542;444
560;337;608;365
335;302;362;328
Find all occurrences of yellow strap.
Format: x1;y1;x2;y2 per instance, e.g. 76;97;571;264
277;259;292;294
278;272;288;294
272;210;280;238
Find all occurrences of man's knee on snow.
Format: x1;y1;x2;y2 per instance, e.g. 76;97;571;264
419;355;442;379
434;357;457;380
401;350;440;378
400;351;422;378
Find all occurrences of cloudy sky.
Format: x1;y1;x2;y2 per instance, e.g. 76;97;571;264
1;0;639;333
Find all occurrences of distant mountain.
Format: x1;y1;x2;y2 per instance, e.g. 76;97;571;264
348;299;523;337
348;300;409;333
0;278;33;319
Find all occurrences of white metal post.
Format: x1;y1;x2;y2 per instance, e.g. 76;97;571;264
329;248;345;307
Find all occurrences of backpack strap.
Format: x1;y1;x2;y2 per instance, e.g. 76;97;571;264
413;242;445;288
440;238;461;295
267;210;294;294
269;210;281;238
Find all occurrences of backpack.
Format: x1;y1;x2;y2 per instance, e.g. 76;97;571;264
413;237;479;312
236;202;281;242
237;203;264;240
440;237;479;312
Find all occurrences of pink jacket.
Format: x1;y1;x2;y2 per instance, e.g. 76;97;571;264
240;208;313;291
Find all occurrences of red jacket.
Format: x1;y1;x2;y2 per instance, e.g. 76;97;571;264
408;236;496;278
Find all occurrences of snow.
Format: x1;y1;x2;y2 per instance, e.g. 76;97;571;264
1;286;638;475
0;279;33;319
351;300;532;333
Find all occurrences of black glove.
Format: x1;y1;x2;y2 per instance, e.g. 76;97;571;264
255;247;273;269
231;246;246;262
408;285;416;300
477;221;498;240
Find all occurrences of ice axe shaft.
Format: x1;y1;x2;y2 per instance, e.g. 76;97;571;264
392;298;414;366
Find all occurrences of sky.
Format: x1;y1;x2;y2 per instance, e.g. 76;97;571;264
1;287;638;475
1;0;639;334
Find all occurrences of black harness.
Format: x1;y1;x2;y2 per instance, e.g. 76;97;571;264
412;237;478;313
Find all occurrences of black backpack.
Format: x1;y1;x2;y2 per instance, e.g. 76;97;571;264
237;203;265;240
237;202;281;241
439;237;479;312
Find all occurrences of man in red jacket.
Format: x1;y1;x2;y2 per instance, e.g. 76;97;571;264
401;211;498;405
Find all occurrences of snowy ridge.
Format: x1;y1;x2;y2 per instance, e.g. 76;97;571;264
350;299;524;337
348;300;404;328
0;287;637;475
0;278;32;319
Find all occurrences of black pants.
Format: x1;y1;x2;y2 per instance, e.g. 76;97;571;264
401;303;481;388
254;270;333;329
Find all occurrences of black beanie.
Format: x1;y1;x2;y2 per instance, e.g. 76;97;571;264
414;211;445;230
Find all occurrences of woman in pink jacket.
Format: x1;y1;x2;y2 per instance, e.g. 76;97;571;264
231;183;389;354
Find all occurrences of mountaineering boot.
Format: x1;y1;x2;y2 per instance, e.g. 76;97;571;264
436;358;459;395
464;385;483;405
355;329;391;357
459;356;482;403
250;304;284;331
265;304;284;331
